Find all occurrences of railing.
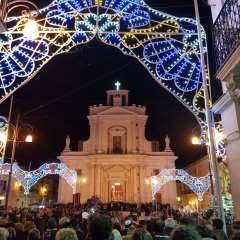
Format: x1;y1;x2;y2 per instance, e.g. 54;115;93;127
212;0;240;73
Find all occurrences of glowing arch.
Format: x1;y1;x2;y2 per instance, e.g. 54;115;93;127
0;0;209;140
0;160;77;194
151;169;211;201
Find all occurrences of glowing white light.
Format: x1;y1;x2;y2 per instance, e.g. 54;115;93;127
25;134;33;142
23;19;39;39
192;136;200;145
0;133;6;143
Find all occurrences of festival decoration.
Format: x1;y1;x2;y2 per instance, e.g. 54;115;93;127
0;0;209;141
151;169;211;201
0;159;77;194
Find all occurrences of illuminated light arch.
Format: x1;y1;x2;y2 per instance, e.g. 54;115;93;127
151;169;211;201
0;0;209;141
0;160;77;194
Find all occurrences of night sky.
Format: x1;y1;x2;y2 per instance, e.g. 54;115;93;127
0;0;222;170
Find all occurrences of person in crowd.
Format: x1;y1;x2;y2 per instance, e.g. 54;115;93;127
88;213;112;240
15;222;27;240
23;221;36;235
122;225;135;240
55;228;78;240
110;229;122;240
169;225;202;240
70;216;86;240
44;217;58;240
79;212;89;235
59;216;70;229
7;226;16;240
152;218;169;240
0;228;9;240
164;218;176;236
211;218;228;240
131;228;153;240
196;225;213;240
122;219;132;235
28;228;40;240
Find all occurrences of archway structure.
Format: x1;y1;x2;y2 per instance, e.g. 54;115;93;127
151;168;211;201
0;159;77;194
0;0;209;140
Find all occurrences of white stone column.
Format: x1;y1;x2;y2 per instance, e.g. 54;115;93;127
132;121;136;153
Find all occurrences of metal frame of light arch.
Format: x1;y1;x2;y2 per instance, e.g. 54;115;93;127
0;0;210;140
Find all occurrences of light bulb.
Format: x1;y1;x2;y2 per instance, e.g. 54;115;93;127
23;19;39;39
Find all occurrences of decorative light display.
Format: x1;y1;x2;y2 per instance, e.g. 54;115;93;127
0;0;209;141
151;169;211;201
0;159;77;194
0;116;8;159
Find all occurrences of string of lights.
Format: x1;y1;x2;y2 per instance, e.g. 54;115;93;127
0;0;210;142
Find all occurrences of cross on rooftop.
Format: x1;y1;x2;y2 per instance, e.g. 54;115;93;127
115;81;121;90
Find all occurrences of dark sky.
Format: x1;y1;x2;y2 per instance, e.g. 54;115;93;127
0;0;221;169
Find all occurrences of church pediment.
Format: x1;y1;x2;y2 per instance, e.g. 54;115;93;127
98;106;137;115
106;165;128;173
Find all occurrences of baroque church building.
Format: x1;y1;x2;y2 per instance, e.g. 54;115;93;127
58;86;177;207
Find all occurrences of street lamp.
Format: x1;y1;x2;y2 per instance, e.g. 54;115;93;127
4;113;33;208
73;171;86;207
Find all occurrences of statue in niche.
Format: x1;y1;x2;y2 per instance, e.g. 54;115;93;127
165;135;171;151
65;135;71;150
218;160;230;194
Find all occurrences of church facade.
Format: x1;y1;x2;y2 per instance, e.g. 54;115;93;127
58;87;177;207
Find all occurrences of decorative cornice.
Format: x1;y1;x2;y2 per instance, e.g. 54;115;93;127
216;45;240;81
212;91;233;114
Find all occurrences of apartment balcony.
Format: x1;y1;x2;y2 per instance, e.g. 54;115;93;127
212;0;240;74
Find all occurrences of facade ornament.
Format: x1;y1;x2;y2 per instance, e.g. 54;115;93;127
64;135;71;151
164;135;172;151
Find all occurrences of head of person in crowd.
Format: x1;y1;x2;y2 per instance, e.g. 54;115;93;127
138;220;146;229
88;213;113;240
47;217;57;229
113;222;122;232
165;218;176;236
15;222;24;232
170;225;202;240
212;218;224;230
59;216;70;228
131;228;153;240
23;221;36;233
55;228;78;240
0;228;9;240
152;218;165;233
28;228;40;240
232;221;240;233
109;229;122;240
82;212;89;221
7;227;16;240
195;225;213;240
179;217;197;227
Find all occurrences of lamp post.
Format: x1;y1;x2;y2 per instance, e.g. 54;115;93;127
193;0;226;232
4;113;33;208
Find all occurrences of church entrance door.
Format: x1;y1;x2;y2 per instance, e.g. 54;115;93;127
111;182;123;202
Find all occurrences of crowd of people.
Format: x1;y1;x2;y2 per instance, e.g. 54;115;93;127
0;203;239;240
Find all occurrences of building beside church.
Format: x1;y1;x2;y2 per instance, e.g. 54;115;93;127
210;0;240;220
58;86;177;207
